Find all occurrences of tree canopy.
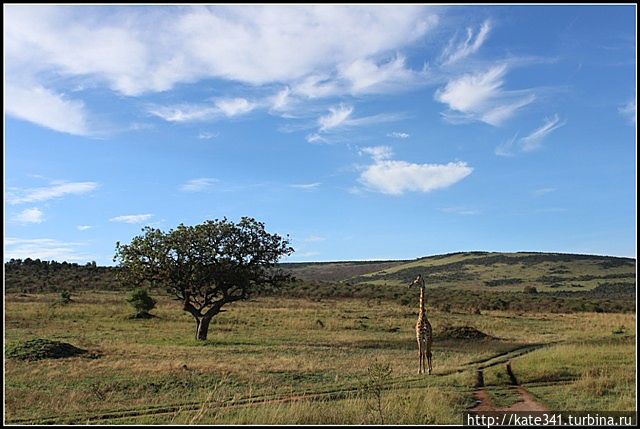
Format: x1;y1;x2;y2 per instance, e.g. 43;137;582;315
114;217;294;340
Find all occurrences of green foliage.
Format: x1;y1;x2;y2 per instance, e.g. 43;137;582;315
59;291;72;304
114;217;294;340
126;288;156;317
361;360;393;424
5;258;122;293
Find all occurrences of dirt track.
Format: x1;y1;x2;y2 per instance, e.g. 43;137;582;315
472;386;549;412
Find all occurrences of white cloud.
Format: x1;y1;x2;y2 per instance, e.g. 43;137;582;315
149;98;256;123
387;132;410;139
77;225;93;231
290;182;321;190
215;97;256;117
109;214;153;224
359;146;394;162
439;206;480;215
358;146;472;195
180;178;218;192
6;6;440;133
519;115;566;152
494;133;518;157
435;64;535;126
6;6;437;96
314;105;404;139
338;54;421;95
440;20;491;66
270;87;292;111
293;74;342;99
5;85;90;136
306;133;328;144
7;181;98;205
148;104;218;122
318;104;354;131
495;115;565;156
532;187;556;197
4;237;94;263
619;99;636;125
197;131;219;140
13;208;44;224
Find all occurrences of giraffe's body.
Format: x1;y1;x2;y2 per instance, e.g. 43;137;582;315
410;275;433;374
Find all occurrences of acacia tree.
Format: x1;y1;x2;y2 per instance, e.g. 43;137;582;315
114;217;294;340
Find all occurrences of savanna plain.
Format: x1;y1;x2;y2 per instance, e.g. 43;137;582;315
4;252;637;424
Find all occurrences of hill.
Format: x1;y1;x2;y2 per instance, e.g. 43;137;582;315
285;251;636;293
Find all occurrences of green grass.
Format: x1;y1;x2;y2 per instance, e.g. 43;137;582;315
4;291;636;424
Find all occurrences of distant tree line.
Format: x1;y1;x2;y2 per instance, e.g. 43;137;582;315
5;258;122;293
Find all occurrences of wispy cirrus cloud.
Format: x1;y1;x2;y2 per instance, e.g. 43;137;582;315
318;104;354;131
306;133;328;144
13;208;45;224
7;181;99;205
197;131;219;140
532;187;556;197
495;115;566;156
77;225;93;231
440;20;491;66
435;64;535;126
312;104;405;142
520;115;566;152
180;178;218;192
337;54;426;95
439;206;480;215
149;97;256;123
109;214;153;224
357;146;473;195
290;182;322;190
387;131;410;139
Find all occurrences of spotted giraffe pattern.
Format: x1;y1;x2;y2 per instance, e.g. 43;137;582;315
410;275;433;375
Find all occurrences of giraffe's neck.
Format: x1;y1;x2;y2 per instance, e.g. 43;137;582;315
419;284;426;318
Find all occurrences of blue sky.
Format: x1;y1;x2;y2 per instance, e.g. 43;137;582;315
4;5;637;265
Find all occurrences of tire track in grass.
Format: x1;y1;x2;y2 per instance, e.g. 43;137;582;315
470;357;550;412
7;342;550;424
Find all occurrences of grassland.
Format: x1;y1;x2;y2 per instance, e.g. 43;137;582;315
4;291;636;424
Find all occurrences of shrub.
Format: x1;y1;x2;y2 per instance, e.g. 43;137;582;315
59;290;72;304
127;288;156;318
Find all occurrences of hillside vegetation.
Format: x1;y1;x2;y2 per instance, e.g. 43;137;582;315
5;252;636;314
344;251;636;292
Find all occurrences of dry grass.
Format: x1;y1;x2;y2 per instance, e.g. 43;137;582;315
4;292;636;423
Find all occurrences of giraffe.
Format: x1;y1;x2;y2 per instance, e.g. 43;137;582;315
409;274;433;375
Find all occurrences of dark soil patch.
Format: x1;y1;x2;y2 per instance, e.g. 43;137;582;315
6;338;89;361
437;325;493;340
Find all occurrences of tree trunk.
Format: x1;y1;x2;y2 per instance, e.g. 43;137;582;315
196;316;213;341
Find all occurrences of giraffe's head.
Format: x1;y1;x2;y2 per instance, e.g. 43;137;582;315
408;274;424;288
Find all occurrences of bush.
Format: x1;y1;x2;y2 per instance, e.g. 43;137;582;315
524;286;538;294
59;290;72;304
127;288;156;318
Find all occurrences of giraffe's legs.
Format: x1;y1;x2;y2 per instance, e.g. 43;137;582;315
426;342;433;375
417;341;423;374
